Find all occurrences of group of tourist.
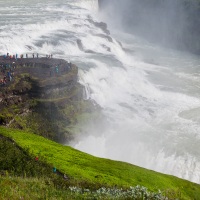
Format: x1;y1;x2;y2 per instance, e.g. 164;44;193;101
35;156;68;180
3;52;53;60
50;61;71;77
0;62;16;86
0;52;72;86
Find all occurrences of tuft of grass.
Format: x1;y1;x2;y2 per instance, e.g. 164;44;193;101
0;176;74;200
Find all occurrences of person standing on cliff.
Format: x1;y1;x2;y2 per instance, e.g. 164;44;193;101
3;76;6;85
37;53;39;58
26;54;28;58
7;71;11;81
53;167;57;173
55;66;59;74
32;53;34;58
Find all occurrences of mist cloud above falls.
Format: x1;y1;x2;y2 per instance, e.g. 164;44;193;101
99;0;200;53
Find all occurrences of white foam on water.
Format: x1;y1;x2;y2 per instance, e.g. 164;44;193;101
72;35;200;183
69;0;99;12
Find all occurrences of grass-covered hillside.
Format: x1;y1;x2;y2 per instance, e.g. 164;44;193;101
0;126;200;199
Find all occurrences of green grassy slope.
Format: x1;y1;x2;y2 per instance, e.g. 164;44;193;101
0;126;200;199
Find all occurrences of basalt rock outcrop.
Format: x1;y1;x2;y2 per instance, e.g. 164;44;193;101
0;56;94;143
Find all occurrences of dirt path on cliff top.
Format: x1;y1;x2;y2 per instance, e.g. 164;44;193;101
0;56;74;81
0;56;68;67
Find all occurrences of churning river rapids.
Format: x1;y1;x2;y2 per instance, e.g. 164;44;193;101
1;0;200;184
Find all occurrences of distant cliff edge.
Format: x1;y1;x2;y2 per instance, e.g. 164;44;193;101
0;56;97;143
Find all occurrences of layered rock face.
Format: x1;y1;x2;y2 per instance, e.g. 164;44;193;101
0;56;92;143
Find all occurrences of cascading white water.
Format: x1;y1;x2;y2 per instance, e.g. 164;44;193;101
1;0;200;184
73;37;200;183
70;0;99;11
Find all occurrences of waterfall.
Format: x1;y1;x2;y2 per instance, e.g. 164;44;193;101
70;0;99;12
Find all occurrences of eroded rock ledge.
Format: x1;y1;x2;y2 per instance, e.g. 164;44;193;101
0;56;95;143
